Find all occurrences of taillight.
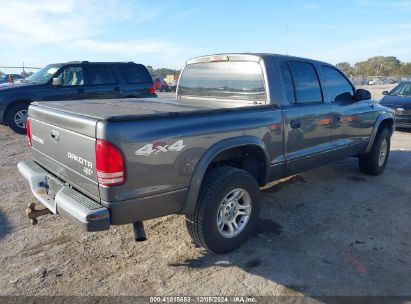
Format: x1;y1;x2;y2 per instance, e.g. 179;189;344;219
95;139;125;186
26;117;32;146
150;84;156;94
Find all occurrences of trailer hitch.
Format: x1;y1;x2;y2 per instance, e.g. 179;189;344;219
26;203;51;225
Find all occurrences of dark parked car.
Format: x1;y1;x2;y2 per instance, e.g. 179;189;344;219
381;81;411;128
0;61;155;134
19;53;394;253
153;77;170;92
0;74;24;84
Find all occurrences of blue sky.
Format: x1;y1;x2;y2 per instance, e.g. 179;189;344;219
1;0;411;72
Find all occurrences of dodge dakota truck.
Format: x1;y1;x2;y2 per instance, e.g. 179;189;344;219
18;53;395;253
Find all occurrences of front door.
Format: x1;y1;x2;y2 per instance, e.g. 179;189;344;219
320;65;373;159
281;61;333;175
41;65;86;101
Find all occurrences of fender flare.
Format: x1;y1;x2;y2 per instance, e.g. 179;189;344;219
182;136;270;214
364;112;395;154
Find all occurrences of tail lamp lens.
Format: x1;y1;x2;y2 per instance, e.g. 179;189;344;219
26;117;32;146
95;139;125;186
150;84;156;94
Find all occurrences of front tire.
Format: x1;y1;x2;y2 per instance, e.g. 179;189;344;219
359;128;391;175
6;103;29;134
186;166;261;254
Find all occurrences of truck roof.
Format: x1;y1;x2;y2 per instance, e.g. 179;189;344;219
185;53;331;67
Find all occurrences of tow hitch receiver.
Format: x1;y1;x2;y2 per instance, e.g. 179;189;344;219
26;202;51;225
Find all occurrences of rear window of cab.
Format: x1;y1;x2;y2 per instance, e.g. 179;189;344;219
178;61;266;102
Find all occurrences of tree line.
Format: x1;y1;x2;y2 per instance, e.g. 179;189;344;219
336;56;411;77
146;66;180;78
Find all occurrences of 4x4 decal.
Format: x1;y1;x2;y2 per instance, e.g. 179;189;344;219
135;140;186;156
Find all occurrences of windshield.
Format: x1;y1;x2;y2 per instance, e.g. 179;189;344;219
27;64;62;84
390;82;411;96
178;61;266;103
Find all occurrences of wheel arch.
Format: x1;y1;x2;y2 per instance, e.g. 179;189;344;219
182;136;270;214
364;113;395;154
3;99;32;123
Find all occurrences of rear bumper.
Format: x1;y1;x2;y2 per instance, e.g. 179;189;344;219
18;160;110;231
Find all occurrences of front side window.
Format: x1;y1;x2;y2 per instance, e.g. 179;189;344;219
55;67;84;86
178;61;266;102
321;66;354;102
288;62;323;104
87;66;117;85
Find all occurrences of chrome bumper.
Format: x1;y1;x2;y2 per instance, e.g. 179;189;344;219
18;160;110;231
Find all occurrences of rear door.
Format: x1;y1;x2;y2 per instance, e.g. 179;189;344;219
83;65;121;99
117;64;155;97
281;61;333;175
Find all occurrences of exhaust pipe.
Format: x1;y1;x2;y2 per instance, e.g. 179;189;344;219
133;221;147;242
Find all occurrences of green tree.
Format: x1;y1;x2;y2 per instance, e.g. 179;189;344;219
152;68;180;78
336;62;354;76
354;56;401;76
146;65;154;75
399;63;411;76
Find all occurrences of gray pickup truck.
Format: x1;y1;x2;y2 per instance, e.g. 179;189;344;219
18;53;395;253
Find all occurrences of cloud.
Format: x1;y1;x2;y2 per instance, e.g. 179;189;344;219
0;0;197;68
0;0;133;44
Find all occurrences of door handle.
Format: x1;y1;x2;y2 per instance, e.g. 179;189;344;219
114;86;124;94
78;88;84;93
50;130;60;142
290;119;301;129
333;114;342;122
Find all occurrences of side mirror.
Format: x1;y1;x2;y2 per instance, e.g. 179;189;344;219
355;89;371;101
382;91;389;96
52;77;62;86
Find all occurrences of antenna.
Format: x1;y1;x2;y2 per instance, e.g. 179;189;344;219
285;0;291;55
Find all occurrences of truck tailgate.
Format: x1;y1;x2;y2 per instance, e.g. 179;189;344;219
29;105;100;201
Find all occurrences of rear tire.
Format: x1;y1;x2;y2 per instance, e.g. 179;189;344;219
6;103;29;134
359;128;390;175
185;166;261;254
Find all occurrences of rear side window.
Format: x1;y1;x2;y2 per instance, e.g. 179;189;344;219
280;63;296;103
178;61;266;102
321;66;354;102
87;66;117;85
288;62;323;104
119;65;152;84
